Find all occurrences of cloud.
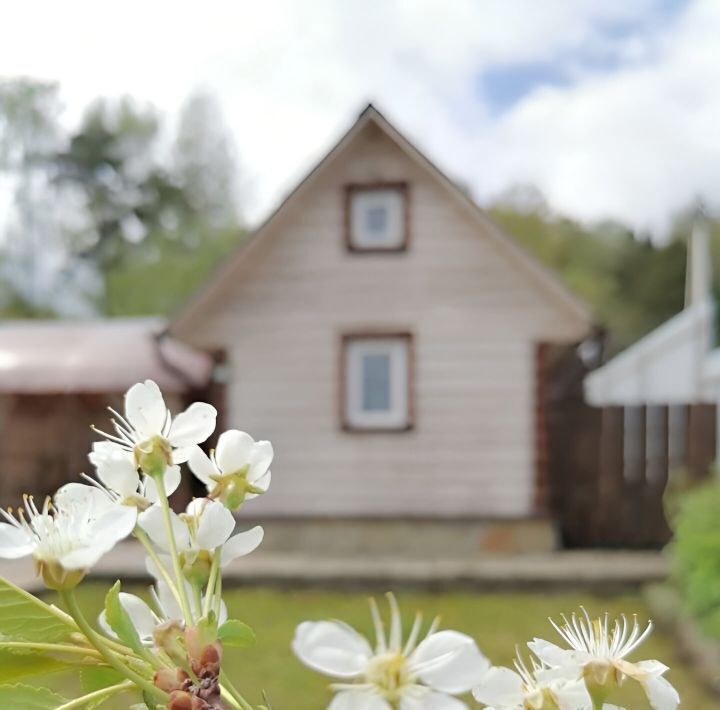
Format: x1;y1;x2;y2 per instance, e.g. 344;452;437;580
0;0;715;235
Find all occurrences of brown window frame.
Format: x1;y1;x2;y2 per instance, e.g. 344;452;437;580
344;182;410;253
339;331;415;432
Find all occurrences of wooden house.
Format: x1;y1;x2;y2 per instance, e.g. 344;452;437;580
170;105;592;554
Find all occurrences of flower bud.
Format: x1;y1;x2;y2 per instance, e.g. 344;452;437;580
154;667;190;693
185;625;223;679
154;620;187;666
34;558;86;591
208;465;265;510
181;548;214;588
135;434;172;478
583;659;617;706
168;690;210;710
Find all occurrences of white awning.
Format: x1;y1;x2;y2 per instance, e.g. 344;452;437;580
584;300;714;406
0;317;213;394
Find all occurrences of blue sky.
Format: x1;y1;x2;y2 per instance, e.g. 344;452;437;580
1;0;718;235
480;0;688;114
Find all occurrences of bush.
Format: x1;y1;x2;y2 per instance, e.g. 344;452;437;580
670;480;720;638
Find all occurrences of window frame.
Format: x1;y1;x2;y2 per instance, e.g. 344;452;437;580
344;182;410;253
340;332;414;432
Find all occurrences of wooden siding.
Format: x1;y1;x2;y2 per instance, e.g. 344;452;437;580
181;123;588;517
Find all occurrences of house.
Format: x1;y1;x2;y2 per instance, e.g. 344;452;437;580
170;105;592;554
0;317;212;505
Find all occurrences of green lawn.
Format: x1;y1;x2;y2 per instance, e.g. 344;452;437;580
41;585;715;708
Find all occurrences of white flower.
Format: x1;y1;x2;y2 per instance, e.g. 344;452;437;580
99;579;228;646
292;593;489;709
0;483;136;588
86;441;181;509
94;379;217;467
138;498;264;571
529;609;679;710
473;652;591;709
188;429;272;509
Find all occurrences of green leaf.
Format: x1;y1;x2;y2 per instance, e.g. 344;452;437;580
0;683;67;709
0;576;74;643
79;667;133;710
0;650;72;682
80;666;126;694
104;582;144;655
217;619;255;648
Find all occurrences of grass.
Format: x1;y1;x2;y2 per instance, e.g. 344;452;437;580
36;585;716;708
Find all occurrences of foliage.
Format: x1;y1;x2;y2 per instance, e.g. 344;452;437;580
488;204;695;353
102;225;240;316
0;78;243;319
0;684;67;708
669;480;720;639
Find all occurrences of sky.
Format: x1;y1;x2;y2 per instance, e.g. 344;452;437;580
2;0;719;236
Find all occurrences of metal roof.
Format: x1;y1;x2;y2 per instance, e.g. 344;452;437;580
0;317;212;394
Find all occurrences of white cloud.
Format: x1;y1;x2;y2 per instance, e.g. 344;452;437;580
0;0;716;234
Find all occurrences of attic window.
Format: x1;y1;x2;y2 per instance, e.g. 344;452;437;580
341;333;413;431
345;183;408;251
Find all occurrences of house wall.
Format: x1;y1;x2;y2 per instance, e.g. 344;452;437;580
180;123;587;517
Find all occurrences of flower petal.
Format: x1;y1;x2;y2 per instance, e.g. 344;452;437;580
154;579;184;622
248;440;274;482
60;504;137;569
400;692;468;709
89;443;140;499
168;402;217;448
125;380;168;439
215;430;255;473
196;500;236;550
188;446;218;488
292;620;373;679
638;669;679;710
143;465;181;504
328;690;391;710
471;666;523;707
410;630;490;694
139;506;190;552
0;523;33;559
221;526;264;566
246;470;271;500
527;638;578;669
118;592;159;644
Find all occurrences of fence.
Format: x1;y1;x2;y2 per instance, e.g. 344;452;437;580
546;346;716;547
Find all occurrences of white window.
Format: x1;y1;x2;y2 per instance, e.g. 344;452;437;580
347;185;407;251
343;335;412;430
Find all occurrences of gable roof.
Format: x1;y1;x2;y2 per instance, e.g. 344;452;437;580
170;104;591;338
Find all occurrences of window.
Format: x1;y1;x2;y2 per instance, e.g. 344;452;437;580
342;334;412;430
345;184;408;251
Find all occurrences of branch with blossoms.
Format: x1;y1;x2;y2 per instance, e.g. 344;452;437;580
0;379;272;709
0;378;683;709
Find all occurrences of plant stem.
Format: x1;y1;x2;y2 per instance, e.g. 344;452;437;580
154;473;194;625
220;670;255;710
55;680;135;710
203;548;221;617
0;640;100;658
220;685;243;710
59;589;167;704
134;525;184;608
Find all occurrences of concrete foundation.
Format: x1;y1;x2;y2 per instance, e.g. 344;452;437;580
236;517;558;557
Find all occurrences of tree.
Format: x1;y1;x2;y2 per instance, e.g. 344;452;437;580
173;91;241;227
0;79;100;316
54;97;192;269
